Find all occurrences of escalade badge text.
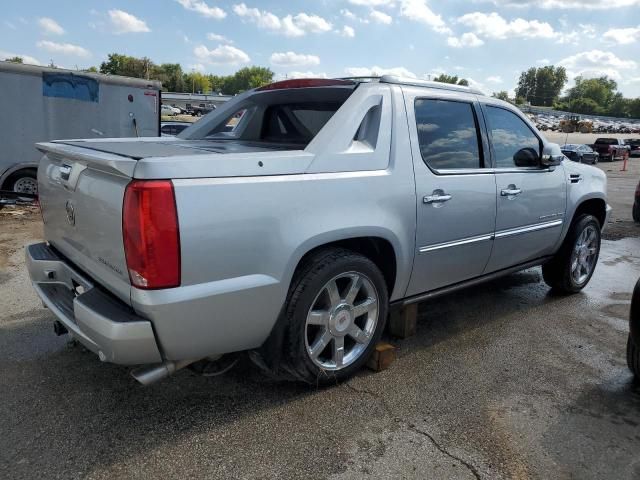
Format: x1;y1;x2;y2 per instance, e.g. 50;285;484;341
65;200;75;226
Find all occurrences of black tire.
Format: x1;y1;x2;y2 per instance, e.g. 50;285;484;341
266;248;389;386
633;203;640;223
542;214;601;294
627;336;640;382
4;169;38;195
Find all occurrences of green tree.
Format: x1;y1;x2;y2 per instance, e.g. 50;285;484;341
492;91;510;101
433;74;469;86
83;66;98;73
607;93;630;118
566;76;618;110
568;97;602;115
183;71;211;93
629;98;640;119
219;66;274;94
100;53;154;79
153;63;184;92
4;56;23;63
515;66;567;106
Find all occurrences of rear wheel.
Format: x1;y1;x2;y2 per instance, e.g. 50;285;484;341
4;169;38;195
627;336;640;381
633;202;640;223
268;248;388;385
542;214;601;294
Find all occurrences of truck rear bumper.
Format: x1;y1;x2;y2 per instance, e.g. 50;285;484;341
25;242;162;365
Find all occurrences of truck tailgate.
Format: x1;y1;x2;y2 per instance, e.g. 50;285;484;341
36;142;135;305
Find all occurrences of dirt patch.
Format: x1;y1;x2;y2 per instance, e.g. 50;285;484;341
0;207;43;269
603;220;640;241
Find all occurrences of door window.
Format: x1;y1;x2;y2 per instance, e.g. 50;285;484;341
414;99;483;171
484;106;541;168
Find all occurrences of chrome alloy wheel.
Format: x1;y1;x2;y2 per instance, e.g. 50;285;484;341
571;225;598;285
305;272;379;371
13;177;38;195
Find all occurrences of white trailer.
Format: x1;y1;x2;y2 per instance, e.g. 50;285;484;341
0;61;161;194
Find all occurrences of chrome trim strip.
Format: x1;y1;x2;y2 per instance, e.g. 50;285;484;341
494;219;563;239
419;233;493;253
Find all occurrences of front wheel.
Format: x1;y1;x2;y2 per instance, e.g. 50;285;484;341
542;214;601;294
276;248;388;385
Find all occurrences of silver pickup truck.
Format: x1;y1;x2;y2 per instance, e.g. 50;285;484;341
26;76;610;385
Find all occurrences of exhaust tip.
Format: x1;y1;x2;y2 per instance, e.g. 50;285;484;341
53;320;68;336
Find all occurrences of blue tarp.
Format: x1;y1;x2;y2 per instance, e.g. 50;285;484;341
42;72;99;102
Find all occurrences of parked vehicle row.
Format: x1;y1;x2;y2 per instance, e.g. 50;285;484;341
590;137;630;162
27;76;610;386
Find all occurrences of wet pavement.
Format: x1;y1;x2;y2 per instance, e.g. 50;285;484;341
1;207;639;479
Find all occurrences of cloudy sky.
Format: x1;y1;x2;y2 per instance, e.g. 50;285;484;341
2;0;640;97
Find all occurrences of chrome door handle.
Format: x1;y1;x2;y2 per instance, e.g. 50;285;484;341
500;186;522;196
59;164;72;181
423;193;452;204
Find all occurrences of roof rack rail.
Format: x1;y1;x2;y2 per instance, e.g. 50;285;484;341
380;75;483;95
334;75;484;95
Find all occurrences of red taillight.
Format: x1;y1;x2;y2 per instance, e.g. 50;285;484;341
256;78;354;91
123;180;180;289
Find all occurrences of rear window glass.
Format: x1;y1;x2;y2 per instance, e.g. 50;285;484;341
261;103;341;144
183;86;355;147
595;138;617;144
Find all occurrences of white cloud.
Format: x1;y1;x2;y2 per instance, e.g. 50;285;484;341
484;0;640;9
0;50;41;65
206;32;233;43
603;26;640;44
175;0;226;19
447;32;484;48
399;0;450;34
36;40;90;57
4;21;17;30
233;4;332;37
193;44;250;64
536;58;550;64
558;49;637;81
108;9;150;34
348;0;396;6
370;10;392;24
38;17;65;35
457;12;555;39
340;25;356;37
270;51;320;67
189;63;206;72
486;75;503;83
345;65;417;78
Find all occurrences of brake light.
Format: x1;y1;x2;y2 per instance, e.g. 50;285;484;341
256;78;354;91
123;180;180;289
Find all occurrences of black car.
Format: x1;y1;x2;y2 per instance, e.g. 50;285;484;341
625;139;640;156
561;144;599;165
627;278;640;381
160;121;191;137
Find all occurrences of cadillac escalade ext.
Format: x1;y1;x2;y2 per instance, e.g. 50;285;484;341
26;76;611;385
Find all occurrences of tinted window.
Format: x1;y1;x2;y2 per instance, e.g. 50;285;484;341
414;99;482;170
485;106;541;168
261;103;341;144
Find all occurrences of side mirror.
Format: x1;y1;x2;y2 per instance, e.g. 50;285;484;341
541;143;564;167
513;147;541;168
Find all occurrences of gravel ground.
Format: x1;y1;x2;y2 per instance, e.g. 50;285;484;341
1;157;639;479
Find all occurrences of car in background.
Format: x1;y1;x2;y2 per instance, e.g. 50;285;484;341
591;137;629;162
634;179;640;223
191;103;217;116
160;121;191;137
161;104;177;116
561;144;599;165
625;139;640;156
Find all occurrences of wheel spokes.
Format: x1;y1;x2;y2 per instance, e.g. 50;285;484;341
348;324;370;344
344;275;362;305
309;331;332;359
353;297;376;318
333;336;345;367
307;310;330;326
325;281;341;309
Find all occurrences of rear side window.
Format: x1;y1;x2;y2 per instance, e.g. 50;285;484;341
484;106;541;168
414;99;482;171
